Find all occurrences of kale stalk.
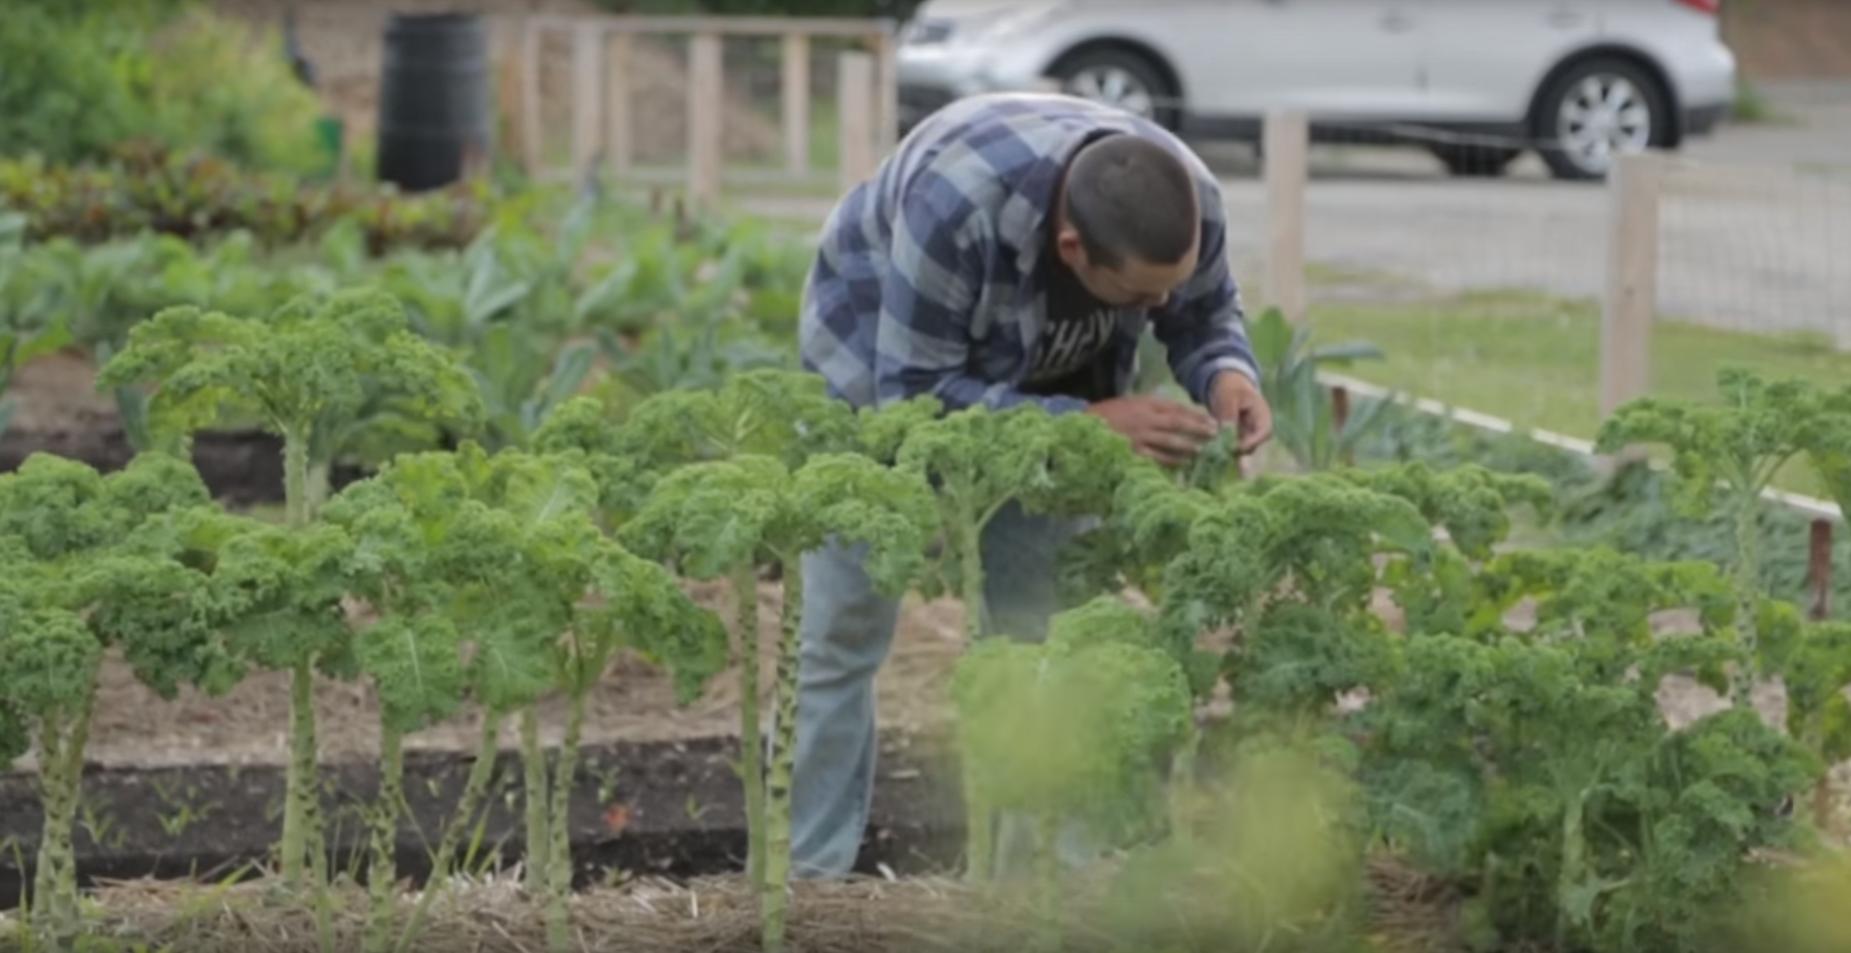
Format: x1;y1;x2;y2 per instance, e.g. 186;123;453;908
93;289;485;905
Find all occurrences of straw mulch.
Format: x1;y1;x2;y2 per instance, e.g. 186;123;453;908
3;856;1473;953
31;873;1053;953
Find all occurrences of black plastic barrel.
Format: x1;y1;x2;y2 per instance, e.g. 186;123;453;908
374;13;490;192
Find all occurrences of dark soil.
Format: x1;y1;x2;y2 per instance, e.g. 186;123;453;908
0;425;370;508
1;350;372;506
0;730;963;910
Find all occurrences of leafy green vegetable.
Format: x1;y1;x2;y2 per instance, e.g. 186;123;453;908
0;452;232;945
1595;367;1851;703
619;448;936;951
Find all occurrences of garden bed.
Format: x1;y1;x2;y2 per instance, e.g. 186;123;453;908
0;728;964;912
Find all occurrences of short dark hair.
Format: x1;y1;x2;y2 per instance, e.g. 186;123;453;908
1061;133;1200;269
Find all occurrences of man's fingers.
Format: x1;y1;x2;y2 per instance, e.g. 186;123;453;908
1142;428;1209;457
1236;404;1274;454
1148;402;1219;438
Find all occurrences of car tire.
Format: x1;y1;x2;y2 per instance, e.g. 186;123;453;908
1047;47;1180;131
1429;143;1522;177
1531;56;1671;181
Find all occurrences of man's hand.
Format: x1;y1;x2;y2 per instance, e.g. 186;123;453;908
1209;372;1273;454
1086;395;1220;467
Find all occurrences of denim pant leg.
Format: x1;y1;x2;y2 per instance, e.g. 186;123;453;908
787;538;903;880
976;503;1103;879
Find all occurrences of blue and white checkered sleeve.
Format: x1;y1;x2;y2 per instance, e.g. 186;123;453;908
873;171;1090;415
1150;180;1260;408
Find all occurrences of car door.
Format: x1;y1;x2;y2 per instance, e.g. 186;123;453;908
1142;0;1427;119
1416;0;1605;122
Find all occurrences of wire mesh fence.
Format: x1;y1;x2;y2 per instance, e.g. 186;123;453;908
1657;157;1851;343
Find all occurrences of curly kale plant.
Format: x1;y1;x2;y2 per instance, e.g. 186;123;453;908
93;288;484;898
94;287;485;522
1361;626;1813;953
0;453;234;944
893;402;1139;644
324;443;729;953
1595;367;1851;703
950;596;1193;910
619;450;936;952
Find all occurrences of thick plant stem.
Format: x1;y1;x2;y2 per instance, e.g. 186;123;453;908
1555;793;1587;949
30;716;66;936
282;661;321;886
306;459;334;518
366;727;405;953
282;429;333;953
279;429;319;889
33;703;90;944
545;693;589;953
395;714;504;953
1730;496;1762;707
306;678;335;953
958;521;986;644
521;706;550;893
284;429;311;529
761;560;804;953
733;563;767;889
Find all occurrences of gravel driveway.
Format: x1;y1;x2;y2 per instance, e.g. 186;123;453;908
739;83;1851;344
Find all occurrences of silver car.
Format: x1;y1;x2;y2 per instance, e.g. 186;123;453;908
894;0;1738;180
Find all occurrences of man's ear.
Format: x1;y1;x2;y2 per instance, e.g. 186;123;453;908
1054;224;1086;270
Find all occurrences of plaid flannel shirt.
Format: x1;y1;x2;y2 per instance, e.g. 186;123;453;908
798;92;1260;415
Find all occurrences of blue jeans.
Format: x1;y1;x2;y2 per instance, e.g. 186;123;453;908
784;502;1095;879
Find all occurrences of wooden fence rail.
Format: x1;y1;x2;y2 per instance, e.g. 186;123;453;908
494;13;899;209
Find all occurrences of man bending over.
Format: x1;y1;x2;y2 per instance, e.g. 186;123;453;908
789;91;1273;879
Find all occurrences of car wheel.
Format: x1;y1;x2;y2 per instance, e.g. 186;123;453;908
1532;56;1669;181
1429;143;1522;177
1048;47;1179;130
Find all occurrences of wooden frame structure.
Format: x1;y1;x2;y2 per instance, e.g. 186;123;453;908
493;14;900;209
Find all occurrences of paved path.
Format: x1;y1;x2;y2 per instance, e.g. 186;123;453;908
737;83;1851;344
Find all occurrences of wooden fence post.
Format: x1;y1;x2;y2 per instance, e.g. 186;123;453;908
782;32;811;175
492;18;526;171
1600;150;1666;419
871;28;900;153
837;51;876;191
571;28;604;185
687;31;725;211
1263;110;1309;324
1810;518;1834;621
519;20;544;176
605;32;634;173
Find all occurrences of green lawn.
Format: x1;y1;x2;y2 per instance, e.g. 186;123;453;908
1303;280;1851;500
